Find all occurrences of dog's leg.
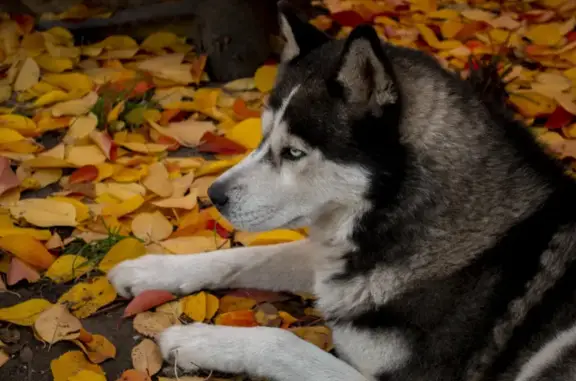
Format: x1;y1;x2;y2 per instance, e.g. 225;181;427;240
108;239;315;297
158;323;369;381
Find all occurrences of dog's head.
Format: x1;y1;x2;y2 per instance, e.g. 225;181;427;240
208;7;405;232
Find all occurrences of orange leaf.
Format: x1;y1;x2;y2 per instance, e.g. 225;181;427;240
74;333;117;364
123;290;176;317
232;98;261;120
214;310;258;327
7;257;41;285
69;165;99;184
78;328;94;343
116;369;152;381
158;109;182;125
0;234;55;269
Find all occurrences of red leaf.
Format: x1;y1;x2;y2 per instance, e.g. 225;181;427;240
123;290;176;317
69;165;99;184
11;14;34;34
567;31;576;43
546;106;574;129
331;11;366;27
197;132;247;155
205;219;232;238
7;257;41;286
0;157;20;197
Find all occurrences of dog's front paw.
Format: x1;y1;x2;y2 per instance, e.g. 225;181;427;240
158;324;249;374
108;254;194;297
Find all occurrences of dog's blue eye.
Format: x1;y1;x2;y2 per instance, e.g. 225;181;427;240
281;147;307;161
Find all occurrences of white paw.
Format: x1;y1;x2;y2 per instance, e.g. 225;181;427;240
108;254;200;297
158;324;252;374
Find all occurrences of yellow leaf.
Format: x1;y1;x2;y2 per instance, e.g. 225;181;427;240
509;92;557;117
0;128;24;144
22;156;72;168
225;118;262;149
131;211;173;243
96;182;146;200
152;189;198;210
68;370;106;381
34;304;82;344
43;73;94;96
120;142;171;154
205;292;219;320
107;100;125;122
0;299;53;326
98;237;146;273
14;57;40;92
112;165;148;183
236;229;305;246
50;351;105;381
45;255;92;283
141;32;179;52
525;23;564;46
160;235;230;254
93;35;138;49
57;276;117;318
102;194;145;217
415;24;462;49
194;155;245;177
34;54;74;73
52;92;99;117
0;114;36;131
94;162;117;182
131;339;162;376
289;326;333;351
34;90;70;106
0;234;55;268
205;206;235;232
133;311;181;339
10;198;77;227
219;295;257;313
254;65;278;93
63;113;98;144
182;292;207;322
49;196;91;222
141;162;173;197
66;145;107;166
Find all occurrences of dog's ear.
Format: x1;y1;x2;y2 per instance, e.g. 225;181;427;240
333;25;398;106
278;1;330;62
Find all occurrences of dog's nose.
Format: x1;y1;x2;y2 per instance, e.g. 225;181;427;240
207;183;229;208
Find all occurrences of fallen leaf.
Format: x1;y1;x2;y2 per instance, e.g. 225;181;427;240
148;118;216;147
0;298;53;326
254;303;282;327
73;334;116;364
7;257;41;285
52;92;98;117
10;198;77;227
131;212;173;243
123;290;176;317
14;57;40;92
67;145;107;166
50;351;105;381
45;255;92;283
68;370;107;381
132;339;163;376
160;234;229;254
225;118;262;149
117;369;151;381
254;65;278;93
58;276;117;318
288;326;333;351
214;310;258;327
69;165;99;184
34;304;82;344
171;172;195;198
182;292;207;322
141;162;173;197
236;229;306;246
0;234;55;269
197;132;247;155
133;311;180;339
102;194;145;217
151;189;198;210
0;157;20;196
98;237;146;273
219;295;257;313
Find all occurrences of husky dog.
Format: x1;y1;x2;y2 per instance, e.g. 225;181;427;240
108;5;576;381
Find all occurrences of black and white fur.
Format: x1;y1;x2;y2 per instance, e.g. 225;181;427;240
109;6;576;381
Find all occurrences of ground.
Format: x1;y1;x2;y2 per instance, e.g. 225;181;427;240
0;0;576;380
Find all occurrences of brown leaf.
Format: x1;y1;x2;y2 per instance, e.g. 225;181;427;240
254;303;282;327
7;257;41;286
117;369;152;381
133;311;181;339
131;339;163;376
34;304;82;344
